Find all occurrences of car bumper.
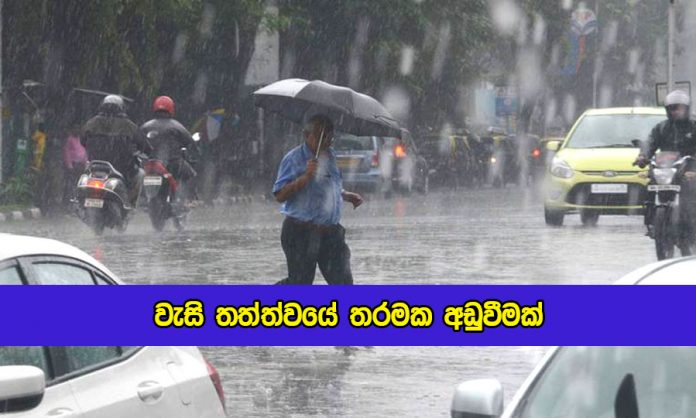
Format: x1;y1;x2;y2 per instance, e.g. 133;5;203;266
544;172;648;214
342;170;383;190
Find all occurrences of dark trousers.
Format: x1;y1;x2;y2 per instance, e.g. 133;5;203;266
277;217;353;285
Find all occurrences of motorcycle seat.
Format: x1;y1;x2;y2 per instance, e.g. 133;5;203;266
88;160;125;181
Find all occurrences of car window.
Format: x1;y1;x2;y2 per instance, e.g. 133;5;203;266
334;135;375;151
0;346;49;377
518;347;696;418
93;272;113;285
0;265;24;285
31;262;95;285
565;115;666;149
62;347;122;373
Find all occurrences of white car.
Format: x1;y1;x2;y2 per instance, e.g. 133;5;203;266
0;346;226;417
451;258;696;418
0;234;122;285
0;235;227;417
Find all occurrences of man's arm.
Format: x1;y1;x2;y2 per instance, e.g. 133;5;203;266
341;189;363;208
175;121;197;152
635;124;662;167
644;124;661;159
133;125;152;155
275;172;313;203
273;157;318;203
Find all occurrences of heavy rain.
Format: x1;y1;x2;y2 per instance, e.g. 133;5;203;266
2;0;696;417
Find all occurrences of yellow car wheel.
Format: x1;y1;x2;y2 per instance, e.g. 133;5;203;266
580;210;600;227
544;207;564;226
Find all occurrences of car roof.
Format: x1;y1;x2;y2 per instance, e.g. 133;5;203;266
615;256;696;285
0;233;122;282
582;107;666;116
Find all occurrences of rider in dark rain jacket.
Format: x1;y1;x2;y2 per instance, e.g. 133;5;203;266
139;96;198;199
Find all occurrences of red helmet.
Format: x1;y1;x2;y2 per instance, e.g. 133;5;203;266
153;96;175;116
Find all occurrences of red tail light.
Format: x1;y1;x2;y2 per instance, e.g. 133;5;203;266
371;152;380;167
87;179;105;189
394;144;406;158
532;148;541;158
205;358;225;410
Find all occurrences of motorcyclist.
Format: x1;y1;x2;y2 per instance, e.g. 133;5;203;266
81;95;149;207
634;90;696;236
139;96;198;203
635;90;696;167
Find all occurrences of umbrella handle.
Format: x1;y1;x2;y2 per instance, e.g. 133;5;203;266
315;127;324;159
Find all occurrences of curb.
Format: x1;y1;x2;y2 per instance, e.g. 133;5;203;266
0;207;42;223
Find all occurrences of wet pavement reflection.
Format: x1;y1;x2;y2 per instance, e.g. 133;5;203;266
3;187;653;416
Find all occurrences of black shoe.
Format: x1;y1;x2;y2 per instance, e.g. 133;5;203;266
645;225;655;238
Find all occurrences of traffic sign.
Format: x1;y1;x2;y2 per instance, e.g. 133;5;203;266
655;81;691;106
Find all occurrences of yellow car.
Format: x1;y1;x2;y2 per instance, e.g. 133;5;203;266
544;107;666;226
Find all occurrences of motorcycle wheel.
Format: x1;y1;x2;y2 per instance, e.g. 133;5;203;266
580;210;600;227
654;206;675;260
417;175;429;195
85;208;104;236
108;201;128;233
148;198;168;232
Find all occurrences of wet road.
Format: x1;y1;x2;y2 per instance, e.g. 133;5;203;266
3;187;655;416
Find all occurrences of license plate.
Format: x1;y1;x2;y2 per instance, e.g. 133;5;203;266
144;176;163;186
84;198;104;208
648;184;681;192
591;183;627;194
337;158;360;169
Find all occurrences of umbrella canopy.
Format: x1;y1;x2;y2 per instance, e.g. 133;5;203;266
253;78;401;137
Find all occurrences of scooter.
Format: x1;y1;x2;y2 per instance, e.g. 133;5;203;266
644;151;696;260
74;160;133;235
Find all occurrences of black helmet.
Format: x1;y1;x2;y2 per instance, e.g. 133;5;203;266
99;94;125;116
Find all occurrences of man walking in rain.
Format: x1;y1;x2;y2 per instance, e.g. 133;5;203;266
273;114;363;285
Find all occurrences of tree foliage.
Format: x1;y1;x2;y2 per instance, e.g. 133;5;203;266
2;0;672;137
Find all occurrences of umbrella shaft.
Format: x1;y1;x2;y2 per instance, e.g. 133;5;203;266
315;127;324;159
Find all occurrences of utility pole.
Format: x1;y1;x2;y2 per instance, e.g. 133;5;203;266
668;0;675;92
592;0;599;108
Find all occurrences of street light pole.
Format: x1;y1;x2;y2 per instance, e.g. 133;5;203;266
592;0;599;108
668;0;675;92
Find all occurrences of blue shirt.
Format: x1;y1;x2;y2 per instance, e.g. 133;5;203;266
272;143;343;225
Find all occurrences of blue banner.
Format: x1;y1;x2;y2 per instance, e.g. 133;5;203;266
2;285;693;346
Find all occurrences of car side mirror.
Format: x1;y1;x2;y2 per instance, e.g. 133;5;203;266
451;379;503;418
546;140;561;152
0;366;46;413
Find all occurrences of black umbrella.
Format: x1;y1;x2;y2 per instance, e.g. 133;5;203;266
254;79;401;144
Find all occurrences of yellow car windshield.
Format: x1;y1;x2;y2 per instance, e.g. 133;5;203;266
566;114;666;149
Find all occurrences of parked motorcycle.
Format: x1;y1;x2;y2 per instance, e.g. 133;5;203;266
74;160;132;235
644;151;696;260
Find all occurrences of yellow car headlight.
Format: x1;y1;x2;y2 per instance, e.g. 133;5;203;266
550;157;574;179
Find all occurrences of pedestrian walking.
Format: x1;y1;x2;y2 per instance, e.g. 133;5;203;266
273;114;363;285
62;124;87;206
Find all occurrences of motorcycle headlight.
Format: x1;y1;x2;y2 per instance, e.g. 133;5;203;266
105;178;120;190
653;168;677;185
550;157;574;179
